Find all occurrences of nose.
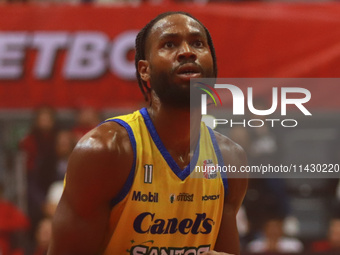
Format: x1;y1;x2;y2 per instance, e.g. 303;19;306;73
177;42;197;62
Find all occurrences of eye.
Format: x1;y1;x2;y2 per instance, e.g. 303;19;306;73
164;41;175;48
193;40;204;48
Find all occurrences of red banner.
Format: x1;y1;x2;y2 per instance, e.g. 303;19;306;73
0;3;340;109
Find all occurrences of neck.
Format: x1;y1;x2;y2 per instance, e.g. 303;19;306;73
147;94;201;169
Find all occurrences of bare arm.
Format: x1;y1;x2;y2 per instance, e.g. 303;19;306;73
213;132;248;255
48;122;133;255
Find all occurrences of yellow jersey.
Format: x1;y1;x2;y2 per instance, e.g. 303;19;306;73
103;108;228;255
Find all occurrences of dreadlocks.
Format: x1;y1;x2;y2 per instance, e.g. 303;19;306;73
135;11;218;102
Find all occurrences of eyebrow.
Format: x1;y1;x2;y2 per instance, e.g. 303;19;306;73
159;31;206;41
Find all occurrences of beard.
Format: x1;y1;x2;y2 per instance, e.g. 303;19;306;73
150;70;190;108
149;63;215;109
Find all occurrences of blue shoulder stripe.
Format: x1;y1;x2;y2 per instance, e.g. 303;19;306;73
103;119;137;208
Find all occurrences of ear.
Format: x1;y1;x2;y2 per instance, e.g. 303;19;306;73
138;60;150;82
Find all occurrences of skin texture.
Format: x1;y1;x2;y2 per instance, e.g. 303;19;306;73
48;14;247;255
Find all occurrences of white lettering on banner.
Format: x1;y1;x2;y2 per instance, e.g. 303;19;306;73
0;32;27;79
64;32;108;79
110;30;139;80
0;31;138;80
32;32;69;79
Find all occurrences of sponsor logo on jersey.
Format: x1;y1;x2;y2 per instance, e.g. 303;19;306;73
169;193;194;203
133;212;214;235
177;193;194;202
129;244;210;255
132;191;158;203
169;194;175;204
202;195;220;201
203;159;217;179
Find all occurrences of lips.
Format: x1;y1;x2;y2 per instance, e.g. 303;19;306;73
176;63;202;80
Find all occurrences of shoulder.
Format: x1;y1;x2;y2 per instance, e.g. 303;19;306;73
70;120;133;169
212;130;248;208
213;130;247;169
64;120;134;204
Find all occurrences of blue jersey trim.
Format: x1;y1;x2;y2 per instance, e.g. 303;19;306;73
207;127;228;196
140;108;200;181
103;119;137;208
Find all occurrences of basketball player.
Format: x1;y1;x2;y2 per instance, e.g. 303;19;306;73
48;12;247;255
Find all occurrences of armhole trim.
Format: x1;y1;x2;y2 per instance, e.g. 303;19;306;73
104;119;137;208
207;127;228;196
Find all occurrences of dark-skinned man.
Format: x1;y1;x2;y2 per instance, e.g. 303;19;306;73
48;11;248;255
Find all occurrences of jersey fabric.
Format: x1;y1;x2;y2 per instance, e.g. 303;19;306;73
103;108;228;255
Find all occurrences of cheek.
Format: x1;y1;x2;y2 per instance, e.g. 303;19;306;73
150;53;167;65
201;51;214;66
150;57;176;75
153;49;178;63
198;53;214;76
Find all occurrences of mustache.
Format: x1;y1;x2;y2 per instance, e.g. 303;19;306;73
172;61;203;74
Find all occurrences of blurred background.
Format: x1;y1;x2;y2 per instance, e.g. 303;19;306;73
0;1;339;255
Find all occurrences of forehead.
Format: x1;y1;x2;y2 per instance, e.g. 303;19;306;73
148;14;207;42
